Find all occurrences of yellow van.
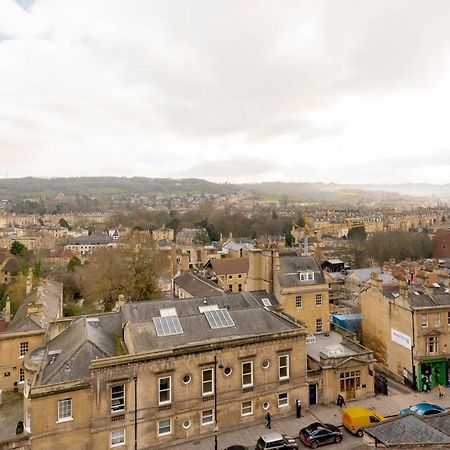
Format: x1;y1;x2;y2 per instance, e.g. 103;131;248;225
342;406;384;436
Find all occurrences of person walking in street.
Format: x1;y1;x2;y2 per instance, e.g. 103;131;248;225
438;384;445;398
265;411;272;429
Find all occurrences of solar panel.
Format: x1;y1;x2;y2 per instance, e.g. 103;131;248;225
153;316;183;336
204;309;235;329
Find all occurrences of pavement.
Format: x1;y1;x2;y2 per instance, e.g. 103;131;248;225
169;379;450;450
0;391;25;443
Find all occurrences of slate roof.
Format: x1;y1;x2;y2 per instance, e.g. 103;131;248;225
66;234;114;245
205;257;249;275
278;255;325;287
122;291;296;353
382;285;450;309
37;313;122;385
174;272;223;297
9;280;62;332
364;413;450;446
347;268;394;284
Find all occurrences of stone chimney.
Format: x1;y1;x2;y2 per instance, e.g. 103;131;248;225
170;244;177;277
117;294;125;311
3;297;11;323
25;273;33;296
180;252;189;272
27;301;44;317
399;279;409;299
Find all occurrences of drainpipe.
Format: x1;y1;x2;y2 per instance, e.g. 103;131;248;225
411;311;417;391
134;376;138;450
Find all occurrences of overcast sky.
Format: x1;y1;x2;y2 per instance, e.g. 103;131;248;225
1;0;450;184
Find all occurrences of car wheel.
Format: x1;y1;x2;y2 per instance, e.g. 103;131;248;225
334;435;342;443
310;441;319;449
356;429;364;437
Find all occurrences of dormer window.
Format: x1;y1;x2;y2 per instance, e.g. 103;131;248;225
299;272;314;282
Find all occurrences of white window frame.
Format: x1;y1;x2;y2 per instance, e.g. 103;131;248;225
242;361;253;388
57;398;72;423
315;294;322;306
278;392;288;407
202;368;214;396
241;400;253;416
435;313;441;327
448;311;450;326
158;418;172;436
316;318;323;333
426;336;439;355
19;368;25;384
421;314;428;328
19;341;28;358
158;376;171;405
279;355;289;381
111;429;125;447
111;384;125;413
295;296;302;308
201;409;214;426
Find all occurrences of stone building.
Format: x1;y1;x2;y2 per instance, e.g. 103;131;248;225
152;226;174;243
247;249;330;334
0;280;63;393
361;275;450;391
433;228;450;259
204;257;249;293
173;271;223;299
306;328;375;405
24;291;309;449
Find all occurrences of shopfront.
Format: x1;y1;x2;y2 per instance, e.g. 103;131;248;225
418;358;447;391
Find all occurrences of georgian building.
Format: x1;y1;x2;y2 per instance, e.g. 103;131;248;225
24;291;308;450
247;250;330;334
361;275;450;391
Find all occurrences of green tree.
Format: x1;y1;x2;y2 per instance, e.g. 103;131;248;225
67;256;82;271
58;218;71;229
347;226;367;241
10;241;27;257
285;232;295;247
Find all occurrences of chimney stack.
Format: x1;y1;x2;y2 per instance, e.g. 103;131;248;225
4;297;11;323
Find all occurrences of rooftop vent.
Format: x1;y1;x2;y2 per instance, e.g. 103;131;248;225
261;298;271;307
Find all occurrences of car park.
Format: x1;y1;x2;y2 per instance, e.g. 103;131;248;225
299;422;343;448
255;432;298;449
399;402;446;417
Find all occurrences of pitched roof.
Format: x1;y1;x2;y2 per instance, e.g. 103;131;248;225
174;272;223;297
66;234;115;245
278;255;325;287
9;279;63;332
205;257;249;275
122;291;295;353
37;313;122;385
364;413;450;446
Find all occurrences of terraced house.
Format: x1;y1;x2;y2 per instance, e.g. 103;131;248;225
23;291;308;449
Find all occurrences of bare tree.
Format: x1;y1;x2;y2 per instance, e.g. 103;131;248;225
80;232;168;311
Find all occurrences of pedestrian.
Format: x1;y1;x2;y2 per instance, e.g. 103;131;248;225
337;394;346;408
265;411;272;429
438;384;445;398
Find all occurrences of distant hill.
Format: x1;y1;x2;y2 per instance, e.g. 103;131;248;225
0;177;448;202
0;177;236;199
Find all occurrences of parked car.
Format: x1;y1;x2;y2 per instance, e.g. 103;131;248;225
342;406;384;437
225;446;252;450
299;422;343;448
255;432;298;449
400;402;446;417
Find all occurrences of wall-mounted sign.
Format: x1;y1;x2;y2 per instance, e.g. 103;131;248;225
391;328;412;350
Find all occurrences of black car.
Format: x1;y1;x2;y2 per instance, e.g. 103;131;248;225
299;422;343;449
225;446;252;450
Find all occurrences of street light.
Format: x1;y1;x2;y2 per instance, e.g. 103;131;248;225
214;355;224;450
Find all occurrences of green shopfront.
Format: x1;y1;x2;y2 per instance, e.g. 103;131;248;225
418;358;447;391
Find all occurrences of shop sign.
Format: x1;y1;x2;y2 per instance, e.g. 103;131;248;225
391;328;412;349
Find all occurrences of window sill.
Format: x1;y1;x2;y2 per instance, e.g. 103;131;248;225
56;417;73;424
111;443;126;448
